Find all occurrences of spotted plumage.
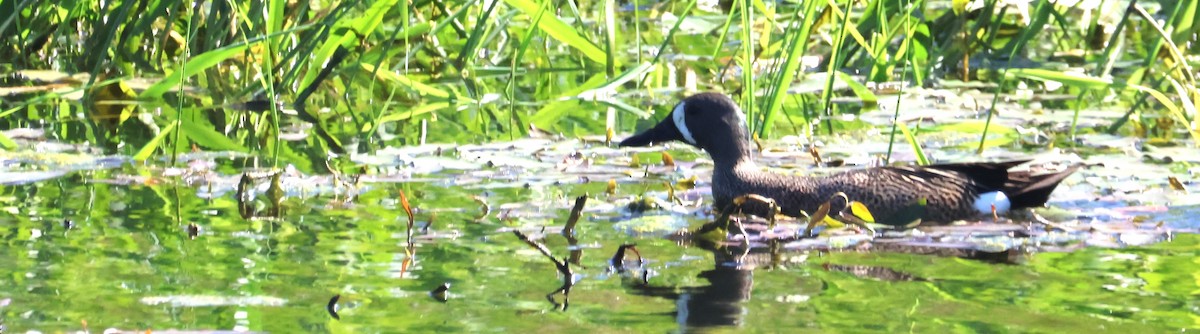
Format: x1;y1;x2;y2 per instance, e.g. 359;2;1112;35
620;92;1081;224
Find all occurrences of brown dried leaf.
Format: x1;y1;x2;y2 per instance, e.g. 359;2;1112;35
1168;176;1186;191
661;151;675;166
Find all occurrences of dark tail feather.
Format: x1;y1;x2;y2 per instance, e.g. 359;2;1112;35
926;160;1031;190
1004;163;1082;209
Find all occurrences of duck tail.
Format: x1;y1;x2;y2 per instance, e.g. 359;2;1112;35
1003;163;1082;209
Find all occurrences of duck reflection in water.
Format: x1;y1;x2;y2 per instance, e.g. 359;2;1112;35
621;237;1023;331
623;242;767;329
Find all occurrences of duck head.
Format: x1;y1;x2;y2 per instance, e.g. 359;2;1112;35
619;93;752;161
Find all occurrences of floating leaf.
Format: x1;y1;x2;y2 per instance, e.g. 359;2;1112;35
692;221;729;244
661;151;675;166
1168;176;1186;191
849;201;875;223
676;175;699;190
804;201;833;237
822;216;846;228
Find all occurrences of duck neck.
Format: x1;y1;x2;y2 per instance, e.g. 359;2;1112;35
708;137;757;172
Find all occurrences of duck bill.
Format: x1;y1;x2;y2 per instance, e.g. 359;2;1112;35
619;117;683;147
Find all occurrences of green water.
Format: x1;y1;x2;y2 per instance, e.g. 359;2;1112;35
1;146;1197;333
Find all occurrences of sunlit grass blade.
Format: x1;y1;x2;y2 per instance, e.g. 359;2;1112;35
503;0;609;65
456;0;501;68
0;132;16;150
1005;69;1187;129
1133;3;1197;85
897;121;929;165
604;0;617;77
759;0;820;138
359;63;453;100
1006;68;1112;89
739;0;755;133
134;121;178;162
710;0;739;58
650;0;697;65
298;0;399;91
377;102;450;124
818;0;855;136
933;121;1017;148
577;62;655;99
529;74;607;129
139;44;256;99
179;109;249;152
506;0;551;138
834;72;878;106
978;0;1054;153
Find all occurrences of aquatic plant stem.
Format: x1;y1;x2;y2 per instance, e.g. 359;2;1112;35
821;0;854;136
740;0;755;135
886;0;917;164
169;9;193;165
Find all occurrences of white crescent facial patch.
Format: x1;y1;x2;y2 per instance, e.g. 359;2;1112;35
672;102;697;144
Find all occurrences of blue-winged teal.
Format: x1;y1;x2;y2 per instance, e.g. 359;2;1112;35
620;92;1080;224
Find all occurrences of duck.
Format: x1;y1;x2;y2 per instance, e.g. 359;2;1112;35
619;92;1081;225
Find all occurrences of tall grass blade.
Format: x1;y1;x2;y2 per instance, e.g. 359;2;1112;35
298;0;399;92
503;0;610;65
457;0;502;68
651;0;697;65
758;0;820;138
834;72;878;105
359;64;454;100
977;0;1053;153
0;132;16;150
604;0;618;78
506;0;552;138
180;109;249;152
134;121;178;162
740;0;755;134
898;122;929;165
140;43;260;99
819;0;855;135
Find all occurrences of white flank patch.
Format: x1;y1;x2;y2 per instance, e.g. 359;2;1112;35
973;191;1011;215
672;102;697;144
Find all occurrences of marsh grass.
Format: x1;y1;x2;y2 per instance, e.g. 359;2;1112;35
1;0;1197;170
